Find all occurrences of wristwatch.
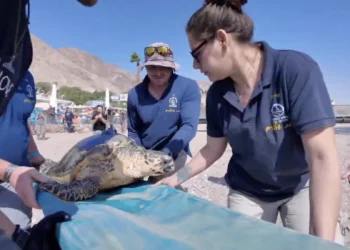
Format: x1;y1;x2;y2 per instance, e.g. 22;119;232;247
3;164;17;183
12;225;31;249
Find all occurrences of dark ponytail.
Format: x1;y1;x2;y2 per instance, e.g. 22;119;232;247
186;0;254;43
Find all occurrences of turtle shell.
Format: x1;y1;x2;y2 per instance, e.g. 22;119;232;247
47;126;120;177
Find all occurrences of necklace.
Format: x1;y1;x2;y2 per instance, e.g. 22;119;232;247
237;88;245;102
236;46;261;103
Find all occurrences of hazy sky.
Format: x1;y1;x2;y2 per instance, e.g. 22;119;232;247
29;0;349;104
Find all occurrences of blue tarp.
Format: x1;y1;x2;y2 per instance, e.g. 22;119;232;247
36;182;346;250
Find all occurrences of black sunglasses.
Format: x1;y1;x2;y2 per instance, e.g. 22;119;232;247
190;40;210;63
189;31;234;63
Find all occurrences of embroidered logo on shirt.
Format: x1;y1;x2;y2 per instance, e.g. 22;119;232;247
265;103;291;132
26;84;33;98
271;103;288;123
169;94;178;108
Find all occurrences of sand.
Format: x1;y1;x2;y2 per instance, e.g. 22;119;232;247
32;124;350;247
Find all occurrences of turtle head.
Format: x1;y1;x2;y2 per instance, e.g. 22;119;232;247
106;137;175;178
141;150;175;177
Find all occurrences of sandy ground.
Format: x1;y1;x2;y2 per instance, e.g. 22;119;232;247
32;124;350;247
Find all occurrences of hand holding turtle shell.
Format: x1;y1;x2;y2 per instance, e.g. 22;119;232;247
9;167;49;209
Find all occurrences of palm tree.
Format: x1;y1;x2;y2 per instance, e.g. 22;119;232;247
130;52;141;83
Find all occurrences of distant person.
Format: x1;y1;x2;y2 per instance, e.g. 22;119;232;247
56;108;64;124
46;106;56;124
36;112;47;140
127;42;201;191
91;105;108;134
154;0;343;245
107;108;115;127
120;111;127;134
65;108;75;133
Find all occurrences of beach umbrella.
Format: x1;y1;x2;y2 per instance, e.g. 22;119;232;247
49;83;58;112
105;88;110;110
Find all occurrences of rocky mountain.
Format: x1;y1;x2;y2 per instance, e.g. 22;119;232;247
29;34;211;94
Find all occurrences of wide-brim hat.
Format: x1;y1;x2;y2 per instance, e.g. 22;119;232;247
139;42;180;71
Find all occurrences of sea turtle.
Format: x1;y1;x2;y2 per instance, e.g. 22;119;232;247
38;127;175;201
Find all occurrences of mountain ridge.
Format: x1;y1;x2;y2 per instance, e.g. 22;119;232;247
29;34;211;94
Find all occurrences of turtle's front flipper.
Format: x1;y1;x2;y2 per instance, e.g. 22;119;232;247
39;178;100;201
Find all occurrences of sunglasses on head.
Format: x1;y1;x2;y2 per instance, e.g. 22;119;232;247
144;46;173;57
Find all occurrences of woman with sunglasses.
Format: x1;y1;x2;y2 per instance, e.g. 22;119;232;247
154;0;343;245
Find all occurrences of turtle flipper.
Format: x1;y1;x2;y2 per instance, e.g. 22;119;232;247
39;178;100;201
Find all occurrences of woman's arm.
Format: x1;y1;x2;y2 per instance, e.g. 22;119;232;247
284;53;340;242
302;126;341;241
157;135;227;186
99;115;108;125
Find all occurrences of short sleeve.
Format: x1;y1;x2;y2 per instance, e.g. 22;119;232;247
206;85;224;138
286;54;336;134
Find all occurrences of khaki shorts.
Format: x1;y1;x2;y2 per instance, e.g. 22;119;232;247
227;184;344;246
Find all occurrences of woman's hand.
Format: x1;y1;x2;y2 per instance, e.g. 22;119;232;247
152;174;179;188
10;167;49;209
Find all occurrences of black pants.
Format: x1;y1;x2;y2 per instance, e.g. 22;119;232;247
66;122;73;132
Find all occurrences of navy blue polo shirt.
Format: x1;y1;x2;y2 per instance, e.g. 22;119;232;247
0;71;36;166
127;73;201;158
206;42;335;202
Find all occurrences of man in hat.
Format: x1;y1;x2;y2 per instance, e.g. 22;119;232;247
127;42;201;191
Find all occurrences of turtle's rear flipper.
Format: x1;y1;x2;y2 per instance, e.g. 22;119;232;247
39;178;100;201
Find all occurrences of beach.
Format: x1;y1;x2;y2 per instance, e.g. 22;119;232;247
32;124;350;247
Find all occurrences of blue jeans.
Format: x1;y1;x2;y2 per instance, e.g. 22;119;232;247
0;182;32;229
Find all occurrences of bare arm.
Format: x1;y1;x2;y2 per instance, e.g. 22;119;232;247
27;122;38;154
91;114;98;125
174;136;227;185
0;210;16;237
99;115;108;125
302;127;341;241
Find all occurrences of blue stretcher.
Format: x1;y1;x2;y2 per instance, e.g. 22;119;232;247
36;182;346;250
